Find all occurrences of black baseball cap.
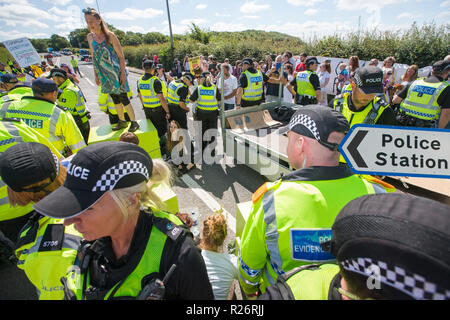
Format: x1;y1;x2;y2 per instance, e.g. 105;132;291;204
33;141;153;219
49;68;67;79
32;78;62;94
323;193;450;300
183;73;194;83
286;105;349;151
201;71;211;78
0;142;59;193
143;60;154;69
432;60;450;73
156;64;164;69
305;57;319;66
0;73;18;84
242;58;253;65
353;66;384;94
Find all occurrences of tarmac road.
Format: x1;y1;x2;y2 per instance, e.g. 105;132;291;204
0;55;267;299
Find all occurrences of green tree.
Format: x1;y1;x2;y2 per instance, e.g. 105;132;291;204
49;34;70;51
29;38;49;53
68;28;89;48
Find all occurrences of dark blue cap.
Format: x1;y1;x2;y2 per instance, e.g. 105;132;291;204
32;78;62;94
0;73;18;84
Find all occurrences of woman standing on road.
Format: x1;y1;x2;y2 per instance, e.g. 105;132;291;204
83;7;139;132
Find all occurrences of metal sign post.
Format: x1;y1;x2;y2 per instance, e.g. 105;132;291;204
340;125;450;178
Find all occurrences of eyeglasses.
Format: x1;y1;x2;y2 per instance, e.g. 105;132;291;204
337;287;373;300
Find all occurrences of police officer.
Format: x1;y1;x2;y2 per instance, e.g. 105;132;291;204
189;71;221;157
33;141;214;300
50;68;91;144
393;60;450;129
137;60;170;139
10;61;27;82
286;57;321;105
0;62;7;75
260;193;450;300
0;142;82;300
0;118;62;247
70;55;83;78
1;78;86;157
236;58;271;108
98;86;131;125
167;73;194;130
0;73;32;101
238;105;394;299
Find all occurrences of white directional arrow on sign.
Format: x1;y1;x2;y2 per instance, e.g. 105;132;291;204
339;125;450;178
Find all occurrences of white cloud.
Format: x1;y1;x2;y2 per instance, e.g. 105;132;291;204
196;4;207;10
240;1;271;13
335;0;408;12
287;0;324;7
43;0;72;5
440;0;450;7
304;9;318;15
397;12;422;19
180;18;208;25
169;0;180;4
437;10;450;18
84;0;95;4
241;15;261;19
103;8;164;21
211;22;250;32
215;12;231;17
0;30;48;41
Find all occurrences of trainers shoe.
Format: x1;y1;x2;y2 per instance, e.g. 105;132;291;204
112;120;128;131
128;121;140;132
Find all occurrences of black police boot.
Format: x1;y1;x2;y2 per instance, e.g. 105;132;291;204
112;119;128;131
128;121;140;133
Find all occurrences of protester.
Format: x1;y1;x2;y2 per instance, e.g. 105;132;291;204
200;211;239;300
346;56;359;80
83;7;139;132
60;63;80;84
283;63;295;103
33;141;214;300
400;64;418;86
294;53;308;73
318;62;331;105
233;60;242;79
217;64;238;110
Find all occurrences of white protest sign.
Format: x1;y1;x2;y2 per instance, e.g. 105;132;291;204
2;37;42;68
339;124;450;178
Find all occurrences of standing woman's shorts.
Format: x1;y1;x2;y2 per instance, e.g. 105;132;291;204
110;92;131;106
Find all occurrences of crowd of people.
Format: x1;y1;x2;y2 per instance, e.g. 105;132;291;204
0;6;449;301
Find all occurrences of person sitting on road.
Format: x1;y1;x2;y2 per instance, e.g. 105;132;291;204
259;193;450;300
199;210;239;300
0;142;82;300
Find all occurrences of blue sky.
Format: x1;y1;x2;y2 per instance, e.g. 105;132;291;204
0;0;448;42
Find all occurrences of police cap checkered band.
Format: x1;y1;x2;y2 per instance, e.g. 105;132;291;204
326;193;450;299
341;258;450;300
33;141;153;219
287;105;349;151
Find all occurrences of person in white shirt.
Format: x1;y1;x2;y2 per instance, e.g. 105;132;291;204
217;64;238;111
200;212;239;300
318;62;331;105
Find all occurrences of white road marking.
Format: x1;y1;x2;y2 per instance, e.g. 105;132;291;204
85;78;95;87
181;173;236;234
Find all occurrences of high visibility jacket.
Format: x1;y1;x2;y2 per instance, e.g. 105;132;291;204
11;67;26;82
242;69;264;101
0;70;7;75
197;84;219;110
138;76;163;108
167;80;187;105
0;118;62;222
0;84;33;103
342;83;352;94
296;70;318;98
62;210;187;300
15;213;82;300
98;86;131;115
1;96;86;156
263;264;340;300
58;79;89;124
238;166;394;295
400;78;449;120
332;92;390;163
70;59;78;68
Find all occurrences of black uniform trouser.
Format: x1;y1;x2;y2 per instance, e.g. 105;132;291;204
75;119;90;144
144;106;168;138
168;103;195;163
296;95;317;106
196;108;218;156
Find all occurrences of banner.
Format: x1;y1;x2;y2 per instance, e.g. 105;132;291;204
188;56;201;74
2;37;42;68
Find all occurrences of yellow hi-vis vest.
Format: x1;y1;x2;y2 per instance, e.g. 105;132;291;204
167;80;186;105
1;85;33;104
98;86;130;115
58;79;89;124
1;97;86;156
0;118;62;222
62;210;185;300
296;70;317;98
238;169;394;295
138;76;163;108
242;69;264;101
197;84;218;111
333;92;389;163
400;78;449;120
70;59;78;68
15;214;82;300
